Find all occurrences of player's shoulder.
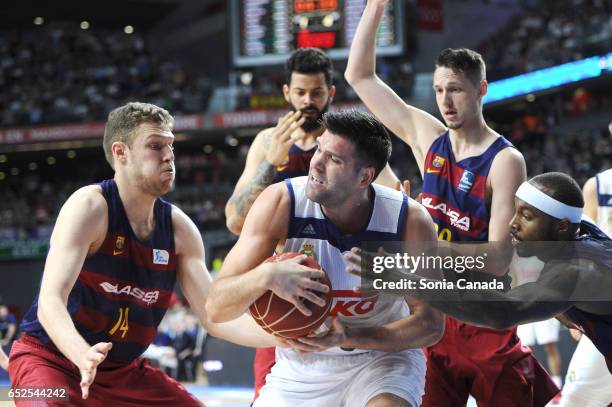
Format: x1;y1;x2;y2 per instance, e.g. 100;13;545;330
583;176;596;191
169;204;204;251
490;143;526;174
64;184;107;215
253;127;276;148
170;204;198;233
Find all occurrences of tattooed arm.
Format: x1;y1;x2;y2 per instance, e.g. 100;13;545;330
225;111;305;235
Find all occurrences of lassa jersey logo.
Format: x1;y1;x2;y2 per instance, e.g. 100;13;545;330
99;282;160;305
421;197;471;231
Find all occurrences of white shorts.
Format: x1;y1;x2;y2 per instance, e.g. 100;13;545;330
516;318;560;346
253;348;426;407
558;335;612;407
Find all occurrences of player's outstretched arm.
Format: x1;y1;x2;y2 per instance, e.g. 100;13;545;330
172;206;279;348
225;111;305;235
582;176;598;220
345;0;445;168
403;260;583;329
487;148;527;242
36;185;112;399
209;183;327;323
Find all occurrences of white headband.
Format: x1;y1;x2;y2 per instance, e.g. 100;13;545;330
515;182;583;223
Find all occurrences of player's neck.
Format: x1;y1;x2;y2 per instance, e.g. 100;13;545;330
114;174;157;237
296;127;324;149
448;118;496;159
322;188;372;235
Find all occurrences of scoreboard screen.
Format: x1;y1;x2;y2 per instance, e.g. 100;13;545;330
231;0;404;66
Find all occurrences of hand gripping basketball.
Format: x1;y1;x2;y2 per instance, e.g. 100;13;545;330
250;253;333;339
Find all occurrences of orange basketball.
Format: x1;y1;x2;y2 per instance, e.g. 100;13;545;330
249;252;333;339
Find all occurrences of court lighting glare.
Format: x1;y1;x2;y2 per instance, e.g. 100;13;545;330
484;52;612;105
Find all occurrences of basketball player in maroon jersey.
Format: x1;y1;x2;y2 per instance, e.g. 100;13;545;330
8;103;279;406
345;1;558;405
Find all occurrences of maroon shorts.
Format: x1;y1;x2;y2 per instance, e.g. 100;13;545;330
422;316;559;407
9;334;203;406
252;347;275;399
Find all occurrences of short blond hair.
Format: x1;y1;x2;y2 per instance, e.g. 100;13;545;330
103;102;174;169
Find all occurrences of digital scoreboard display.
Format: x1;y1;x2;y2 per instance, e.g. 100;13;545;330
231;0;404;66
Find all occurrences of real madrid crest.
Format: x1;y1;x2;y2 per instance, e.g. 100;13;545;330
299;242;317;261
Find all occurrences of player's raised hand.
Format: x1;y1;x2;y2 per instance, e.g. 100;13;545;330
368;0;390;8
264;254;329;316
394;179;411;195
78;342;112;399
265;111;306;166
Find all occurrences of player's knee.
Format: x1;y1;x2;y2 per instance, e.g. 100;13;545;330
366;393;412;407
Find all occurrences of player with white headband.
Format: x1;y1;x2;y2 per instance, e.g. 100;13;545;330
351;172;612;380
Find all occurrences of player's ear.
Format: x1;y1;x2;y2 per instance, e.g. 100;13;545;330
283;84;290;103
360;166;375;188
556;219;571;236
327;85;336;102
112;141;128;166
479;80;488;99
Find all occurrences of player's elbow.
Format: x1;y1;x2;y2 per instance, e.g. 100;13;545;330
344;68;372;87
421;311;445;347
225;215;243;236
36;296;54;329
204;297;231;324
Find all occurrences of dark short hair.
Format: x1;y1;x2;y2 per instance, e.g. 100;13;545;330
321;110;391;178
435;48;486;86
530;172;584;209
285;48;333;87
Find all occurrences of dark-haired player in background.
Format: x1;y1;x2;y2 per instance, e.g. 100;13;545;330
345;0;558;404
379;172;612;377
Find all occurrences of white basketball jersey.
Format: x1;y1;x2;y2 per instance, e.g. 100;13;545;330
280;176;410;356
595;169;612;236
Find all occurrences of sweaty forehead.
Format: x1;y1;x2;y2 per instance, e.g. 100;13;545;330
289;72;327;89
138;122;174;140
319;130;354;156
433;67;467;85
514;197;547;219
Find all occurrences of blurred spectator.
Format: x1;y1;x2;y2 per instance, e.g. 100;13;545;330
0;304;16;353
479;0;611;81
0;23;211;127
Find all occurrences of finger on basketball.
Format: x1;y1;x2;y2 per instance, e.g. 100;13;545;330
300;290;326;307
292;298;312;316
303;279;329;293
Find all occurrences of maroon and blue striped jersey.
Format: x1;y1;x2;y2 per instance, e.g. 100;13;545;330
20;179;177;363
421;131;514;242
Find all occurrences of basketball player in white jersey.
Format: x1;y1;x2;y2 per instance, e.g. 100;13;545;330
559;122;612;406
207;110;444;407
